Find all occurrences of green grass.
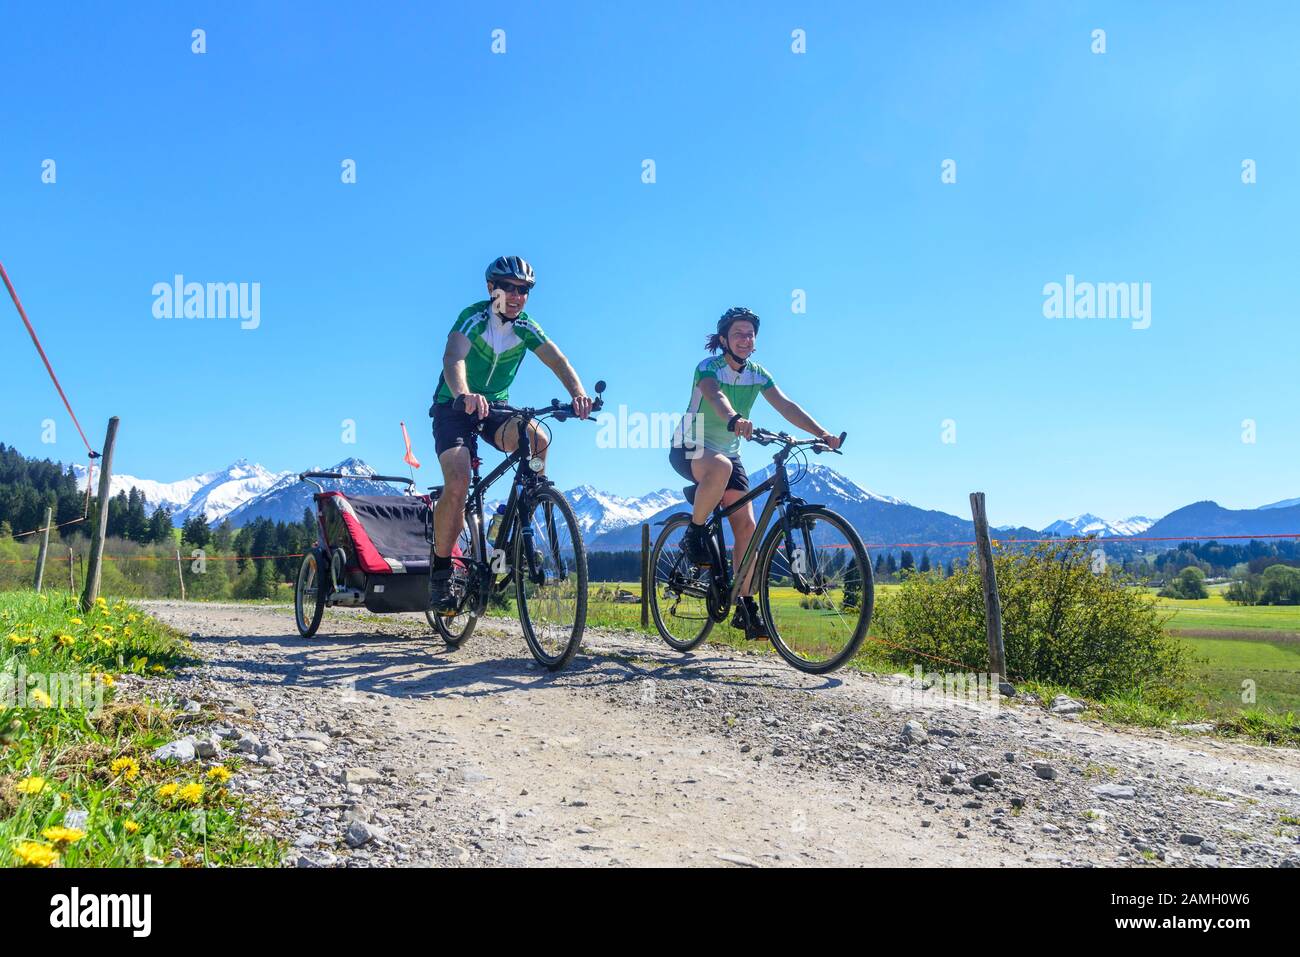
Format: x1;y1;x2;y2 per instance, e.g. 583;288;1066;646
1150;590;1300;638
0;590;281;867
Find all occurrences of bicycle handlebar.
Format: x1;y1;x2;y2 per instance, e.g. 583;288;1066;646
454;379;606;423
747;428;847;454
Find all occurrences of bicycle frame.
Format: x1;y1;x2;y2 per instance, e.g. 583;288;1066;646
697;444;815;606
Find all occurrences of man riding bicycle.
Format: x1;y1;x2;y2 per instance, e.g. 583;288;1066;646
669;306;842;640
429;255;594;611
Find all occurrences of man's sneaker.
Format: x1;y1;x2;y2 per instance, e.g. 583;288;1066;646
731;602;770;641
429;568;460;614
680;522;712;567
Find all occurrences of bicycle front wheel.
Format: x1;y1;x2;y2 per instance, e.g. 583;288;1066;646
648;514;714;651
515;486;587;670
757;506;873;674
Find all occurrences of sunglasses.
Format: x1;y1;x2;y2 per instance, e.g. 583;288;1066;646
492;280;532;296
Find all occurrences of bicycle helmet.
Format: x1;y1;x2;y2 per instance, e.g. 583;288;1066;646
485;256;536;287
716;306;759;367
717;306;760;336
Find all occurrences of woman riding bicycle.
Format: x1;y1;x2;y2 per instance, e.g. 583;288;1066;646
669;306;843;640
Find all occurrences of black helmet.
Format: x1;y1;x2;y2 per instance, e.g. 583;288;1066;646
485;256;535;287
717;306;759;336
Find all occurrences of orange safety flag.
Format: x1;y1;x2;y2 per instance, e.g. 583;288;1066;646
400;422;421;469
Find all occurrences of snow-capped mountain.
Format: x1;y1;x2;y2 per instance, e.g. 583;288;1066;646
173;460;290;524
748;462;907;507
221;458;411;526
74;459;289;524
1041;514;1154;538
1260;496;1300;510
564;486;684;537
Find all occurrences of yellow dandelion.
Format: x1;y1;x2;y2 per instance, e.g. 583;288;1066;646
206;766;231;783
127;614;138;623
102;674;116;689
123;820;140;834
57;634;76;647
110;757;140;781
15;776;48;795
178;782;204;804
70;618;83;626
41;826;86;845
30;689;53;708
13;841;59;868
102;624;114;633
28;648;39;657
95;597;107;607
150;665;165;674
157;783;179;799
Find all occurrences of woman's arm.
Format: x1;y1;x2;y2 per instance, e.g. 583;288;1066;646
762;384;840;448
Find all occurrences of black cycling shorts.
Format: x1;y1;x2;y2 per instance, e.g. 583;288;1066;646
431;400;517;458
668;442;748;493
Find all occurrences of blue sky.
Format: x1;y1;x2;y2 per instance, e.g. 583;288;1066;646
2;1;1297;529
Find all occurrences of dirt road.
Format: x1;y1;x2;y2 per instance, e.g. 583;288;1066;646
137;601;1300;868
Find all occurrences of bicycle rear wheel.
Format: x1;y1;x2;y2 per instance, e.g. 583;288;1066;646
648;514;715;651
427;514;480;649
515;486;587;670
757;506;873;674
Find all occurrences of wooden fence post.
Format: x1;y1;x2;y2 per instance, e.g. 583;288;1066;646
640;523;650;629
969;491;1008;687
33;506;52;592
81;417;119;612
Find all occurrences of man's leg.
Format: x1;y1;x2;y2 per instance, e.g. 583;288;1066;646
433;446;471;558
491;415;549;469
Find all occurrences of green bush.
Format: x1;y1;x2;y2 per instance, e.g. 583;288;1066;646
873;541;1190;705
1158;566;1209;600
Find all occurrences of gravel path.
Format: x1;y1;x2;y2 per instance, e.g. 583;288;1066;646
134;601;1300;868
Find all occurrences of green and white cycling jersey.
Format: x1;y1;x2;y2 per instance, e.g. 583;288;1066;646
672;354;777;456
434;300;549;404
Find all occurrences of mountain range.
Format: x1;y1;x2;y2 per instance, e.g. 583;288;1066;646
73;457;1299;553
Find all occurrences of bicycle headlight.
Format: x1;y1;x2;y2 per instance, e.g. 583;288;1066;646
528;456;545;472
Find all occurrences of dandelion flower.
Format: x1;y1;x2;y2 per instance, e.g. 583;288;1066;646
14;842;59;867
123;820;140;834
157;783;179;799
102;674;116;689
110;757;140;781
15;776;47;795
150;665;165;674
58;634;75;647
178;782;204;804
70;618;83;626
30;689;53;708
206;766;231;783
41;826;86;845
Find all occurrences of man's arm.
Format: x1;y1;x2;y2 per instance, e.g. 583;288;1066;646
443;331;489;418
534;341;592;418
763;384;839;447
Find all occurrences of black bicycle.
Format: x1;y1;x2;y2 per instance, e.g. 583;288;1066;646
648;428;873;674
427;381;606;671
